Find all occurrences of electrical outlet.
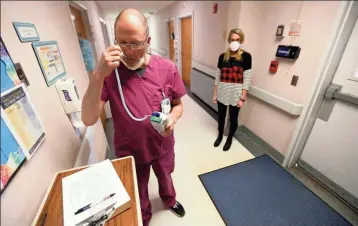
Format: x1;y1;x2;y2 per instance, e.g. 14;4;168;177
291;75;298;86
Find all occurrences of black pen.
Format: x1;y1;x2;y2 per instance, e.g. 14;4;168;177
74;193;116;215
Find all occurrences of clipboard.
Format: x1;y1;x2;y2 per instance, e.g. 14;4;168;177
62;159;132;226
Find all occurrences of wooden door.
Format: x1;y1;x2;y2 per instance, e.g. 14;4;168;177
70;5;107;129
168;20;175;62
181;17;192;87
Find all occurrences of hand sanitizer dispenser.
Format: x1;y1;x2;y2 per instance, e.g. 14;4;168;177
56;77;81;114
56;77;84;128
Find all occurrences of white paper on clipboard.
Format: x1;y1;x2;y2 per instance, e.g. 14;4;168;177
62;159;131;226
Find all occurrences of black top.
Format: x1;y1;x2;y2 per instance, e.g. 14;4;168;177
217;51;252;71
135;67;146;77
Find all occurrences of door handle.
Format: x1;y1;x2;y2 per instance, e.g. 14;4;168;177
318;84;358;121
324;84;358;105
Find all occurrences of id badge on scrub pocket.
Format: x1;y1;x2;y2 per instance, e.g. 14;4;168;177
160;90;171;115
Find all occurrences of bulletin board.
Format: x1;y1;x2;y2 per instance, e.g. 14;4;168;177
0;37;26;193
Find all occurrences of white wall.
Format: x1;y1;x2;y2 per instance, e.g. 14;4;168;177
239;1;342;155
225;1;241;49
148;1;344;156
0;1;107;225
147;1;229;68
147;6;172;59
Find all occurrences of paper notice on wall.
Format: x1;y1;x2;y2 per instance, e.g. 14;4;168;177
32;41;66;86
288;20;302;36
0;84;45;159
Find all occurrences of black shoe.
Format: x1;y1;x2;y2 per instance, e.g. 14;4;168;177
223;137;233;151
214;134;223;147
170;201;185;217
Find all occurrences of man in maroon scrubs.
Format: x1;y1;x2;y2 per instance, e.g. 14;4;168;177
81;8;186;226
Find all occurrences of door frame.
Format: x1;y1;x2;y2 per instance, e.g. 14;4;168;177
68;1;98;63
165;17;176;62
177;11;194;79
99;18;111;49
283;1;358;168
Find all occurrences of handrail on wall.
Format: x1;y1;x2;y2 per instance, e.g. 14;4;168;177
191;62;304;116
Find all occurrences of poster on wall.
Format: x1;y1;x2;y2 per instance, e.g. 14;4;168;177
79;38;95;72
1;84;45;159
0;37;21;93
0;37;26;193
1;118;26;193
32;41;66;86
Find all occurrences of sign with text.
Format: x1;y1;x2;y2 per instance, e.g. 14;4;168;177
1;84;45;159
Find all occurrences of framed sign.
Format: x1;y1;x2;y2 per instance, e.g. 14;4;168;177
13;22;40;42
0;83;45;159
32;41;66;86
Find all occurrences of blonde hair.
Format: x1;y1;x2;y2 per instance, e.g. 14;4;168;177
224;28;245;62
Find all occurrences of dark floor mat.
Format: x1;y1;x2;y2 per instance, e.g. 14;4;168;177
199;155;352;226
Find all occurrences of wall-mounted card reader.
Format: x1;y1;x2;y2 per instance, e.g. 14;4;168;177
276;45;301;59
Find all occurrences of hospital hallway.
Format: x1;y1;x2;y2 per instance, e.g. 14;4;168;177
2;1;358;226
105;92;358;226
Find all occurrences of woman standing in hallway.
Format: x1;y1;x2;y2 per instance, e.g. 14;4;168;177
213;28;252;151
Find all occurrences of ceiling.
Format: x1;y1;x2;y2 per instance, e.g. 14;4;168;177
96;1;175;18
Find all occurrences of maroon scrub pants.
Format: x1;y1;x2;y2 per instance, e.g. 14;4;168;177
135;149;176;226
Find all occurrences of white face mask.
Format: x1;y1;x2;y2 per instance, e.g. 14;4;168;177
229;41;240;52
118;48;145;71
120;55;145;70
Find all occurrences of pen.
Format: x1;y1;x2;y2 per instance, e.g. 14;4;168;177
74;193;116;215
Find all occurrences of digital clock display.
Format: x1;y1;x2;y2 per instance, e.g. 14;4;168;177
276;45;301;59
277;46;291;57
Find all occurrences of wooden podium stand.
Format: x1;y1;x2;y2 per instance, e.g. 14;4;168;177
31;156;142;226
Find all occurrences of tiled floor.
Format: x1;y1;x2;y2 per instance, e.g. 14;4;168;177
106;94;255;226
105;93;358;226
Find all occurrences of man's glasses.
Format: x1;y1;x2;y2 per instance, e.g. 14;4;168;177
115;36;148;50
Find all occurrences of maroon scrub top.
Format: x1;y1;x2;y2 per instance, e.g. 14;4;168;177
101;55;186;164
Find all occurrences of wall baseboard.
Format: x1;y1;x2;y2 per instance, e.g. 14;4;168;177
236;125;285;164
299;159;358;212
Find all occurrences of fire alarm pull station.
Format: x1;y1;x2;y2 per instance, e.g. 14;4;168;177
269;60;279;73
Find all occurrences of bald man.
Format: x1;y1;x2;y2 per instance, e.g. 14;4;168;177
82;8;186;226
